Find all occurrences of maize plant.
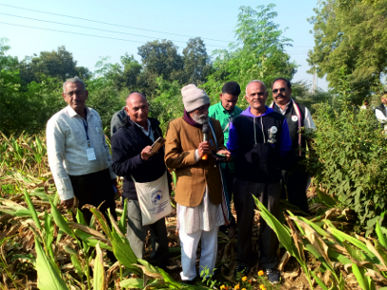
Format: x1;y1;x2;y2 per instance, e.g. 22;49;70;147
254;196;387;289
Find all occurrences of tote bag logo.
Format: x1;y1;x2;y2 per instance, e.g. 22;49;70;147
151;190;162;205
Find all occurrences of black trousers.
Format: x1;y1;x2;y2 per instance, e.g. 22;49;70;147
282;164;309;212
69;168;116;223
234;179;281;269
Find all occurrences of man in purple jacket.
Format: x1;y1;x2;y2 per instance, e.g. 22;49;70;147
227;80;291;284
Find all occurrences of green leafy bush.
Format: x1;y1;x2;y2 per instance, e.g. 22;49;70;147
309;103;387;234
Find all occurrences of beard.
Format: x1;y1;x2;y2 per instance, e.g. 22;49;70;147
191;113;208;124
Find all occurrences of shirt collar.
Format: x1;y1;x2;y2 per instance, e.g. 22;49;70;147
220;103;237;116
277;99;293;115
66;105;89;118
134;119;152;136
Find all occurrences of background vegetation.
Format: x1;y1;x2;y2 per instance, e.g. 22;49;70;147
1;1;386;289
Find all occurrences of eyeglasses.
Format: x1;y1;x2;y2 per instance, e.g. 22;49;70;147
272;88;286;94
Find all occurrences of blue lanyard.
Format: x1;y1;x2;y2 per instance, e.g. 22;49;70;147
82;119;91;147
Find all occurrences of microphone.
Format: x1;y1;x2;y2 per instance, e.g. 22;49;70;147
201;119;209;160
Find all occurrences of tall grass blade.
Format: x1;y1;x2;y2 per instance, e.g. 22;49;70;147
352;263;369;290
118;198;128;234
49;200;75;238
93;243;106;290
375;212;387;249
23;190;42;231
253;196;298;258
35;238;68;290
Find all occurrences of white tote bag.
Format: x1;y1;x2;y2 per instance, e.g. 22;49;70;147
132;171;172;226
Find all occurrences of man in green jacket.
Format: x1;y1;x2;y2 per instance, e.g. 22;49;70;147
208;81;242;230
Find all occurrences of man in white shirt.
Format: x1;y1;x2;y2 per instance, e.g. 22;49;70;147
270;78;316;213
375;92;387;133
46;77;116;221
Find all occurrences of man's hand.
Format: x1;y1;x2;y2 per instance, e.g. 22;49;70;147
198;141;210;159
140;145;153;160
216;149;232;161
61;198;74;209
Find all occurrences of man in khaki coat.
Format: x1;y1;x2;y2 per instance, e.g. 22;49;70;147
165;84;231;283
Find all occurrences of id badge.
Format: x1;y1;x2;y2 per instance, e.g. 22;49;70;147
86;147;97;161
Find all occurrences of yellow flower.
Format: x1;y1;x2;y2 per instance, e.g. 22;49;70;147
259;284;266;290
220;285;226;290
258;270;264;276
241;276;247;282
234;283;240;290
242;288;246;290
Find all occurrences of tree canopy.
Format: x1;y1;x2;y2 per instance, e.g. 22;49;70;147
19;46;91;85
308;0;387;103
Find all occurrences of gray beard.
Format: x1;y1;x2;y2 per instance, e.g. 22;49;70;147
191;113;207;124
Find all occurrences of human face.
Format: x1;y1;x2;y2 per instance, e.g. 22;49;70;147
62;82;88;115
381;94;387;105
272;80;291;106
125;93;149;127
245;82;268;114
220;93;238;112
189;104;209;124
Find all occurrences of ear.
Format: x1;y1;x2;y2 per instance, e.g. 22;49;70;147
219;93;223;100
124;105;130;115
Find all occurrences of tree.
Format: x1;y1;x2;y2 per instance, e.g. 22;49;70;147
308;0;387;103
137;40;183;97
100;54;142;91
204;4;296;97
182;37;212;85
19;46;90;84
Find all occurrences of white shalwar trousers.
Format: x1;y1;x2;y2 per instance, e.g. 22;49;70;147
178;191;224;281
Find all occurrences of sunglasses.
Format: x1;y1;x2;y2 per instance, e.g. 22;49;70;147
272;88;286;94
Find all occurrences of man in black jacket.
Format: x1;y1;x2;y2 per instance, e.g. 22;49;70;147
270;78;316;212
111;92;169;266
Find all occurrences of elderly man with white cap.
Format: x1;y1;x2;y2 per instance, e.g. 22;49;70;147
165;84;231;283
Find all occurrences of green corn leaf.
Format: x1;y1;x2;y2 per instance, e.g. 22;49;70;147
310;270;329;290
157;267;184;288
0;199;31;217
35;238;68;290
63;246;83;276
352;263;368;290
108;213;138;272
253;196;298;258
375;212;387;249
75;208;87;225
49;200;75;238
325;220;376;260
87;206;112;240
119;278;144;288
44;212;54;247
23;190;42;231
118;198;128;234
93;243;106;290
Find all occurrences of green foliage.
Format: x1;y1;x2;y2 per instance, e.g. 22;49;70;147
182;37;212;85
138;40;184;97
204;4;296;97
310;103;387;234
19;45;90;85
149;77;184;132
86;76;124;130
308;0;387;103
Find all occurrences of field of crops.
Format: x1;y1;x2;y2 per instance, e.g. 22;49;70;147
1;132;386;290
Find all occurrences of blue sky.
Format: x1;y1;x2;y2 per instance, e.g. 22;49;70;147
0;0;327;90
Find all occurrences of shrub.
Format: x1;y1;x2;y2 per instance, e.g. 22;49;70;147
309;103;387;234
